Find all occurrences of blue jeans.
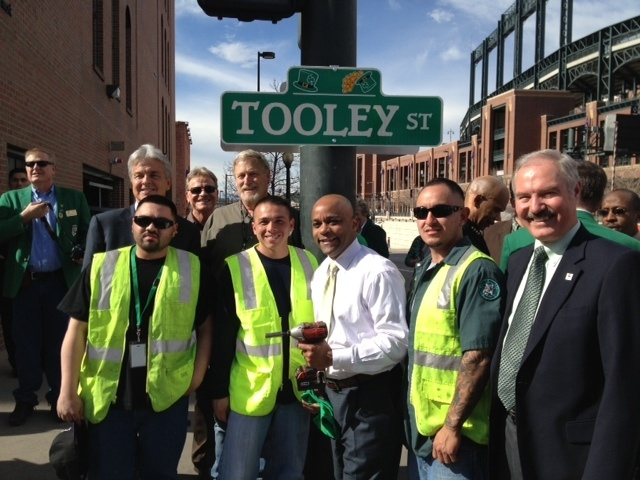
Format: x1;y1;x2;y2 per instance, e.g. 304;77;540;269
217;402;310;480
12;272;69;405
413;438;487;480
87;397;189;480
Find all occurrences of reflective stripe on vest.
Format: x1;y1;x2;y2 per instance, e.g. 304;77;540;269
226;246;317;416
410;246;492;445
80;246;200;424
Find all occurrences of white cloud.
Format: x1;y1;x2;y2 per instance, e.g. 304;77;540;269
387;0;402;10
429;9;454;24
175;0;203;17
440;45;464;62
208;41;258;68
175;52;254;91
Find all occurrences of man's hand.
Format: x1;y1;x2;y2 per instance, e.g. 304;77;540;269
298;340;333;370
57;392;84;424
21;201;50;223
213;397;230;425
432;425;463;465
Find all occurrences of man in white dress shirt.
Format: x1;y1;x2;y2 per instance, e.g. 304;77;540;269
300;194;409;480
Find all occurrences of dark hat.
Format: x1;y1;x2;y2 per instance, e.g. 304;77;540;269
49;424;88;480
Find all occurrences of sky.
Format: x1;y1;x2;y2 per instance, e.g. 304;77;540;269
174;0;639;179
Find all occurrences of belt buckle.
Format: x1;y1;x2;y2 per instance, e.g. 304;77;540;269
325;378;341;392
29;271;39;280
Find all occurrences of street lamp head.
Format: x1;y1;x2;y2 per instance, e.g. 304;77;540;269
258;51;276;60
282;152;294;167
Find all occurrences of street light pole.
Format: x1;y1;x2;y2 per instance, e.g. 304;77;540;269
282;152;294;201
257;51;275;91
224;173;233;205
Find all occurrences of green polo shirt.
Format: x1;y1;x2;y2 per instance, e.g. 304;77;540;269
406;237;505;458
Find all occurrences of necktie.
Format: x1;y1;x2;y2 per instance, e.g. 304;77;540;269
497;246;548;412
321;263;339;331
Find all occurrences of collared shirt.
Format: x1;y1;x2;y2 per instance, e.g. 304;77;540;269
505;221;580;330
29;185;62;272
311;238;408;379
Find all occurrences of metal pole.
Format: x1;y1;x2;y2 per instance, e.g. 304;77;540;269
257;51;261;91
225;174;228;205
286;164;291;201
299;0;357;259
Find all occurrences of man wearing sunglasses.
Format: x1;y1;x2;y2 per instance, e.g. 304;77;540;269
57;195;213;479
186;167;218;231
405;178;504;480
83;144;201;269
600;189;640;239
0;147;91;427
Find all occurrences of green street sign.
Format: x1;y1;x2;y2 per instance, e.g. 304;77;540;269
221;67;443;152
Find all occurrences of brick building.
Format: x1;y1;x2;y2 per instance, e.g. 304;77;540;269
0;0;180;211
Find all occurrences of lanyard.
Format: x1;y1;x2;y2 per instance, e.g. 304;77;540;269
130;247;163;342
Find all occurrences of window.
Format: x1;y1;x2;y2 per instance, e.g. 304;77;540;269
93;0;104;75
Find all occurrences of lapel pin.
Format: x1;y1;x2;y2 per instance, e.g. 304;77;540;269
565;273;573;281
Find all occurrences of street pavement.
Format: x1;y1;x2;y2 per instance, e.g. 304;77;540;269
0;250;412;480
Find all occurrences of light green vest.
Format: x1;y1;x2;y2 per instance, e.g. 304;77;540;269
80;246;200;423
410;247;492;445
226;246;317;416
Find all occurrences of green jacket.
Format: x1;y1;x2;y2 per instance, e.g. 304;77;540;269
0;185;91;297
500;210;640;270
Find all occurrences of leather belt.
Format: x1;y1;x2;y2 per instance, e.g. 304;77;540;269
27;269;62;281
507;408;517;425
325;373;376;392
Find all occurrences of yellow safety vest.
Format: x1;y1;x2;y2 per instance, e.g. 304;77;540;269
410;247;492;445
226;246;317;416
80;246;200;423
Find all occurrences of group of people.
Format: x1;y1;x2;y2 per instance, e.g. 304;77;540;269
2;145;640;480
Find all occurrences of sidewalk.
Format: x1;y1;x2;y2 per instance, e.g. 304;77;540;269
0;346;199;479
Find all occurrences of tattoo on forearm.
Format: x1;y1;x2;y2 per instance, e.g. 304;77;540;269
444;349;492;430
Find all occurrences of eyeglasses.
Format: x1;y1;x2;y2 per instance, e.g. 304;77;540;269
189;185;217;195
133;216;175;230
25;161;54;168
413;205;462;220
596;207;628;217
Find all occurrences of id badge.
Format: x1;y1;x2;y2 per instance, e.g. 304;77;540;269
129;342;147;368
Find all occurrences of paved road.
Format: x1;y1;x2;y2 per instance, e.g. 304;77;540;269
0;250;412;480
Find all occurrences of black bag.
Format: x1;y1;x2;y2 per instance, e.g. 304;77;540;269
49;422;88;480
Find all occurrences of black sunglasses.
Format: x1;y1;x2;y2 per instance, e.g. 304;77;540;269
596;207;628;217
25;160;54;168
189;185;217;195
413;205;462;220
133;216;175;230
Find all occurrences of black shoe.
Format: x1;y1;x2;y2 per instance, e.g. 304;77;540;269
8;402;33;426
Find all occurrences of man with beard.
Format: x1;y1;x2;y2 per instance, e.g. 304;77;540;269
57;195;212;479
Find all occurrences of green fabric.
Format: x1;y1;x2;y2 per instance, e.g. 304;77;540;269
500;211;640;270
301;390;340;440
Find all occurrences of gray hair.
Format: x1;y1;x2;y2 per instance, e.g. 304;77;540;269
186;166;218;188
127;144;172;181
233;149;270;173
513;149;579;193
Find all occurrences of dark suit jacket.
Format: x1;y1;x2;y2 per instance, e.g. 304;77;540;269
0;185;91;298
361;219;389;258
83;205;201;267
489;226;640;480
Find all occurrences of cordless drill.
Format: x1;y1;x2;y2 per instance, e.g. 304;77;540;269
266;322;328;390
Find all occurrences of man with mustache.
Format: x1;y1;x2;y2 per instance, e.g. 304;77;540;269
58;195;212;479
186;167;218;231
499;159;640;269
598;188;640;239
489;150;640;479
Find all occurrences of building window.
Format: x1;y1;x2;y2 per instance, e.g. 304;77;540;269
111;0;120;88
93;0;104;75
125;7;132;113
